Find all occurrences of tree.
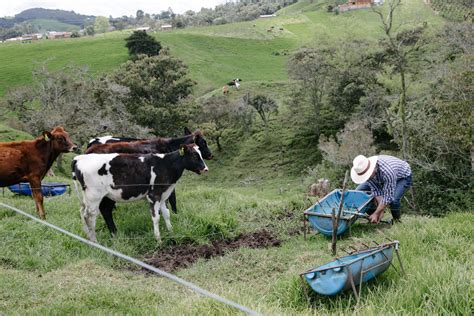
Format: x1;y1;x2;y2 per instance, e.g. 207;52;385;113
372;0;427;159
112;53;195;136
136;10;144;22
84;25;95;36
287;47;335;138
199;96;233;151
245;94;278;128
94;16;110;34
318;118;377;167
124;31;162;58
3;64;149;150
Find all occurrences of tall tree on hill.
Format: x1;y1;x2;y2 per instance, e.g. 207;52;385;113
287;47;335;139
136;10;144;22
94;16;110;34
372;0;428;160
112;52;195;136
245;93;278;129
199;96;233;151
125;31;162;59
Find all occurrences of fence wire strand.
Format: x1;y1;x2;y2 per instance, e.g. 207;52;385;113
0;201;261;316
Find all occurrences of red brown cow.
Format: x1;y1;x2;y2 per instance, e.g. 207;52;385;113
0;126;77;219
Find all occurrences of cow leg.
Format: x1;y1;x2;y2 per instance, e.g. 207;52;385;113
29;179;45;220
160;201;173;232
168;190;178;213
80;203;99;243
99;197;117;235
150;200;162;243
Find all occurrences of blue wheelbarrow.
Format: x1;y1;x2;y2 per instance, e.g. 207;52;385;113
303;189;391;238
7;182;70;197
300;240;405;300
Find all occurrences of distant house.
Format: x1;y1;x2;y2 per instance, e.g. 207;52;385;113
48;31;72;39
161;24;173;31
135;26;151;32
259;14;277;18
24;33;42;40
338;0;375;13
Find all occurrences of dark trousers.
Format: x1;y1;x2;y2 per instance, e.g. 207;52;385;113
356;175;412;220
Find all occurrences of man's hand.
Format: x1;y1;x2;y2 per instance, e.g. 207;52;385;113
369;200;386;224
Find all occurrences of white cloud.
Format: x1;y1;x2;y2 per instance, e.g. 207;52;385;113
0;0;229;18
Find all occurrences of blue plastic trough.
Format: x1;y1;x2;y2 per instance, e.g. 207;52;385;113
8;182;68;197
304;189;377;236
301;241;402;298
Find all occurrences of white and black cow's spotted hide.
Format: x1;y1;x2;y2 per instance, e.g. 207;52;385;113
72;144;208;243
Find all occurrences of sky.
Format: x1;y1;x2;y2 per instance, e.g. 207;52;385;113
1;0;229;18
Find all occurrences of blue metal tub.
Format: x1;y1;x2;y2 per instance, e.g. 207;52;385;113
304;189;376;236
301;241;401;298
8;182;69;197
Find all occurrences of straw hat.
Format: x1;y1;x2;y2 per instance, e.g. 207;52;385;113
350;155;378;184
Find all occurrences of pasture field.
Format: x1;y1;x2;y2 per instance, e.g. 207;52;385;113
0;1;469;314
0;0;444;97
0;172;471;315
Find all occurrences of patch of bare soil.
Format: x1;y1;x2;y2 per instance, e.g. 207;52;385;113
144;229;281;272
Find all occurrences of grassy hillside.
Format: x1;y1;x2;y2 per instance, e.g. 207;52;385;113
0;123;33;142
0;1;470;315
25;19;81;32
0;0;444;97
0;175;471;314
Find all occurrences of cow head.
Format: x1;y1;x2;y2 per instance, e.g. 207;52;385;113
180;144;208;175
43;126;77;153
192;130;213;160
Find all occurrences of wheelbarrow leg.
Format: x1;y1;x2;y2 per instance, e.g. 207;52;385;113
303;213;307;241
395;246;406;275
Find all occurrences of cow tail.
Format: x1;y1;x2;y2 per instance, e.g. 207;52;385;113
71;159;86;207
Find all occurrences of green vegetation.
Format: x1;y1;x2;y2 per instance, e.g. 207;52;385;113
0;1;472;314
24;19;80;32
0;123;32;142
0;0;444;96
0;175;471;314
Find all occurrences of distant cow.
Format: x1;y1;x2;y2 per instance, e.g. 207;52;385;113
308;178;330;197
0;126;77;219
227;78;241;89
85;129;212;235
72;144;208;243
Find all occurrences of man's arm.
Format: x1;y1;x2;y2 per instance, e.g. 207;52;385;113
369;196;386;223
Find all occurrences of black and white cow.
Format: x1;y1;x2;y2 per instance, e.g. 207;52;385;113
72;144;208;243
85;129;212;236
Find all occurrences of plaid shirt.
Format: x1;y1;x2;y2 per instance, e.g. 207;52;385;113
367;155;412;205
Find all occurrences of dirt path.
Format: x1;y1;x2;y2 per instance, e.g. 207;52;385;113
144;229;281;272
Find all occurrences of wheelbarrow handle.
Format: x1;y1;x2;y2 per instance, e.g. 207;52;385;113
343;210;393;225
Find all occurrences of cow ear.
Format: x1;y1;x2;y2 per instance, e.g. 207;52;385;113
42;131;52;142
184;127;192;135
193;133;202;142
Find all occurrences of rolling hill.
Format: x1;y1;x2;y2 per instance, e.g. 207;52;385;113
0;2;471;315
0;0;444;97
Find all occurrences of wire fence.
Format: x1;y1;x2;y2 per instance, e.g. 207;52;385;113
0;201;261;316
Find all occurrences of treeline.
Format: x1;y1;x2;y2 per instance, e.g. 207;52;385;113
172;0;297;28
14;8;95;26
110;0;297;30
0;8;95;40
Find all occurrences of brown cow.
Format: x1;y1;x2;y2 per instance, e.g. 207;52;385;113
0;126;77;219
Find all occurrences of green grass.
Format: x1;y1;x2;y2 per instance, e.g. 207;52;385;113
0;173;471;314
26;19;81;32
0;123;33;142
0;2;467;313
0;0;444;97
